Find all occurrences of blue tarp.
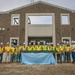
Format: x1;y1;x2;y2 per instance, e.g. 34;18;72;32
21;53;57;65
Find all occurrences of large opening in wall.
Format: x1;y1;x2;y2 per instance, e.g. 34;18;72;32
25;13;55;46
28;37;52;45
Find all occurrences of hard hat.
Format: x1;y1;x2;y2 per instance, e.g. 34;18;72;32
57;43;59;45
23;42;25;44
29;42;31;45
33;42;35;45
0;42;3;45
6;42;10;45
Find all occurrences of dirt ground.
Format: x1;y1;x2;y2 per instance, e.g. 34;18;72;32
0;63;75;75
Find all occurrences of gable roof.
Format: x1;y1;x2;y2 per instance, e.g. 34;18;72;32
0;1;75;14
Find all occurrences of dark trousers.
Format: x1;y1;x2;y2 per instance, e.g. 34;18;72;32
60;53;66;63
10;54;14;62
72;52;75;63
57;54;60;60
66;52;71;61
0;53;3;63
14;54;19;62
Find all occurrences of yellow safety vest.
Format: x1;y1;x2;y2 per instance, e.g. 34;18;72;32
71;45;75;49
42;45;47;51
52;46;56;51
10;47;15;54
59;46;64;52
21;46;26;51
32;46;36;51
48;46;52;51
0;47;4;54
66;46;70;52
5;46;11;53
36;46;42;51
56;47;60;54
28;46;32;51
14;48;19;55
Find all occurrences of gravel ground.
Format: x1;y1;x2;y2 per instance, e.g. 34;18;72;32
0;63;75;75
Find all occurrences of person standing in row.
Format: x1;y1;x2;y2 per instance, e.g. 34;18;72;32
10;44;15;62
56;43;61;63
47;43;53;51
42;42;47;51
71;41;75;63
28;43;33;51
59;42;66;63
65;43;71;63
32;43;36;51
36;42;42;51
0;43;4;63
14;45;20;62
20;42;26;51
2;42;11;63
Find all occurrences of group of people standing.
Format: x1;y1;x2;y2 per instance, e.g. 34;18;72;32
0;41;75;64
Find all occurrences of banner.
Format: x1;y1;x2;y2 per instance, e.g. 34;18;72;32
21;53;57;65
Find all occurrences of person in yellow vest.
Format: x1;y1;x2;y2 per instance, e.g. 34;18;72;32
71;41;75;63
42;42;47;51
10;44;15;62
14;45;20;62
65;42;71;63
36;42;42;51
2;42;11;63
56;43;61;63
16;44;21;62
20;42;26;51
32;43;37;51
60;42;66;63
0;43;4;63
51;43;56;58
28;43;33;51
47;43;53;51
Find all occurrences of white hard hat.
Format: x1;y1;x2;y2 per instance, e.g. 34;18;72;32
6;42;9;45
71;41;74;43
73;41;75;43
23;42;25;45
33;42;35;45
29;42;31;45
0;42;3;45
57;43;59;45
48;43;51;45
17;43;19;46
43;42;46;44
51;42;53;44
66;41;69;44
63;41;66;43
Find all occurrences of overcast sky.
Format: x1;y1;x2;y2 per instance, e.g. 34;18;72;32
0;0;75;11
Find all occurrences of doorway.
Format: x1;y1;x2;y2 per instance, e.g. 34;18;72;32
28;37;52;45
